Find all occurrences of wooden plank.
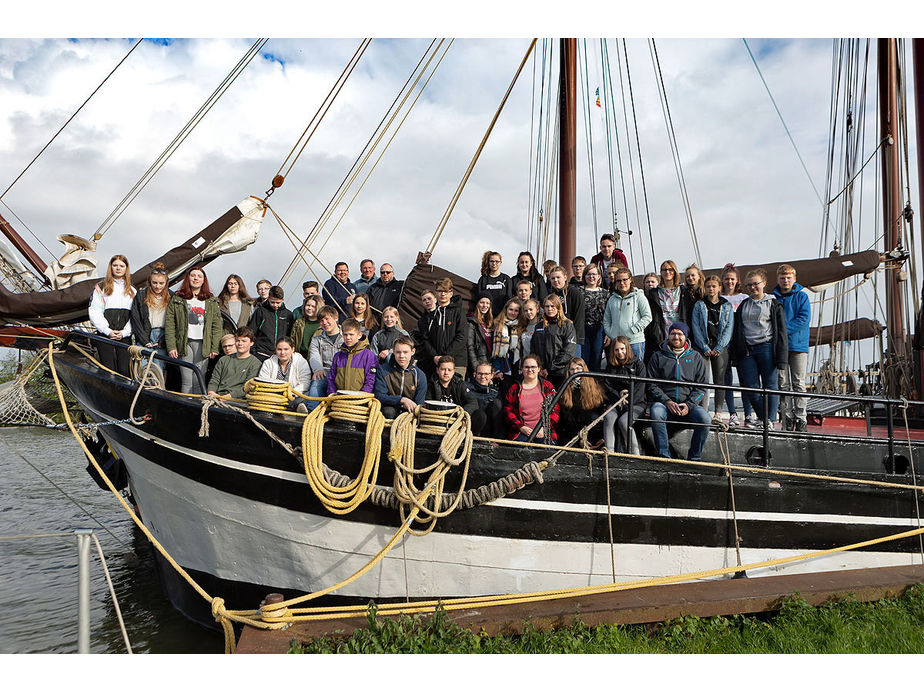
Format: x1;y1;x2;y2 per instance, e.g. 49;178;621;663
234;564;924;653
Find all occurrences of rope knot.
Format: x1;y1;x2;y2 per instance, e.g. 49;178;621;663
211;596;227;621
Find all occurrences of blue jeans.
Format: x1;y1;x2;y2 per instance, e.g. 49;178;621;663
582;324;605;371
725;362;753;417
630;341;645;362
307;376;328;410
737;341;779;422
649;401;711;460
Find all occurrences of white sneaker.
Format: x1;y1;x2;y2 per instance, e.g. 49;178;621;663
728;414;741;426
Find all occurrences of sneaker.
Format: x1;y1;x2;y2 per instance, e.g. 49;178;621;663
783;416;795;432
296;402;308;414
728;414;741;427
744;415;760;429
794;419;807;433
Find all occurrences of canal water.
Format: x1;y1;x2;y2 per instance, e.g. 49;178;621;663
0;425;223;654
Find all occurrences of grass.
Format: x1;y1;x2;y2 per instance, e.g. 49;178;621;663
288;585;924;653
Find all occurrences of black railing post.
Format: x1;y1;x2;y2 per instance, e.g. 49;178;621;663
866;402;872;437
762;385;770;464
626;377;635;454
887;402;895;469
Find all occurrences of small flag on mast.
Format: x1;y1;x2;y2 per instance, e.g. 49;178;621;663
595;87;601;107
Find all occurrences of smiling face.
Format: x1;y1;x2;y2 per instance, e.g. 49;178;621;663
382;307;398;327
613;340;628;362
505;302;521;321
517;254;533;274
360;260;375;281
524;301;538;322
584;266;601;288
474;364;494;385
257;282;271;300
188;269;204;292
352;294;368;316
477;297;492;316
660;264;675;283
668;328;686;349
746;274;766;299
334;264;349;283
521;357;540;382
234;335;253;356
320;313;338;334
304;297;320;320
685;268;701;288
516;283;532;301
722;272;739;295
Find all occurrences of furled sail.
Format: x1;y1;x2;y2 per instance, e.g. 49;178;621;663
810;317;884;346
0;197;265;327
700;249;881;291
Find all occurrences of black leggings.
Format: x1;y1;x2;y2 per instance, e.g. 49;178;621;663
96;335;132;376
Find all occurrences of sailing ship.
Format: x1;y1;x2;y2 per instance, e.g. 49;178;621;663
2;38;924;630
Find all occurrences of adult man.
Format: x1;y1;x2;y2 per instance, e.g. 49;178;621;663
646;322;711;460
353;259;377;295
772;264;810;432
247;286;294;361
603;267;652;361
373;335;427;419
322;262;356;320
589;233;629;289
547;265;586;347
367;263;404;313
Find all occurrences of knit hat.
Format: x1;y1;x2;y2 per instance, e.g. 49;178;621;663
668;321;689;339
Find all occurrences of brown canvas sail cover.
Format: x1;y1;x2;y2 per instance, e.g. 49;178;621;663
398;263;476;328
810;317;883;346
0;198;264;327
696;249;881;291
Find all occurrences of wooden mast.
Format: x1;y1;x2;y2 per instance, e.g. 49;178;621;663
878;38;907;363
558;38;577;267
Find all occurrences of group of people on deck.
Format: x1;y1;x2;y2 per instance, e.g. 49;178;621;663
87;234;810;459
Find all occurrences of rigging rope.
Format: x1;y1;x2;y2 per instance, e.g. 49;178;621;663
91;38;267;242
276;39;449;289
1;39;145;202
424;38;538;257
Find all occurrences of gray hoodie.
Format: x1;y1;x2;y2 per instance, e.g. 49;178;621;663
740;294;776;346
308;329;344;376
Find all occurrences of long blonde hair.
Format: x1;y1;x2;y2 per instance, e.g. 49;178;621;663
559;357;605;410
99;254;133;296
659;259;680;289
541;294;569;328
381;305;403;330
493;298;525;334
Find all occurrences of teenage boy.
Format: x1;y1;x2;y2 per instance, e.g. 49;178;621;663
772;264;811;432
247;285;294;361
548;265;586;347
427;355;485;435
207;327;262;399
308;305;344;407
374;335;427;418
255;279;272;305
327;318;377;394
515;279;533;303
589;233;629;289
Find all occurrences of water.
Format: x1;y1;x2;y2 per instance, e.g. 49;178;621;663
0;426;223;654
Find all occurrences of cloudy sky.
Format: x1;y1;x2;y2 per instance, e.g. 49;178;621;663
0;6;921;367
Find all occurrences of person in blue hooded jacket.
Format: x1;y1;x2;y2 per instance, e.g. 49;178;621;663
646;322;711;461
690;275;733;420
772;264;811;432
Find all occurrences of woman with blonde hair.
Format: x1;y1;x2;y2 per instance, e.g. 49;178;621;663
491;298;526;379
89;254;136;375
529;294;577;388
370;305;408;362
558;357;606;445
679;263;705;325
130;261;173;363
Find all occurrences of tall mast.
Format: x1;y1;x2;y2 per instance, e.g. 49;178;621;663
558;38;577;267
878;38;907;363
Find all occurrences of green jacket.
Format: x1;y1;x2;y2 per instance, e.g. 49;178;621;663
290;317;322;357
165;294;223;355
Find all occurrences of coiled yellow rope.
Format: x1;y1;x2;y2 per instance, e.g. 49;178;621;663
389;404;473;536
301;392;385;514
244;379;299;413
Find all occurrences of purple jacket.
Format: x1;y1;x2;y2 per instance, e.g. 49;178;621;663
327;339;377;394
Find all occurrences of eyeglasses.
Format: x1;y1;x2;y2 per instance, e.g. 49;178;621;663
746;281;764;287
616;278;631;283
436;289;451;294
475;371;493;377
381;270;394;275
489;259;502;264
522;366;539;371
151;269;167;276
661;268;675;273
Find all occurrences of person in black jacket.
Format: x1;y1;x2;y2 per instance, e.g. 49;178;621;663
530;294;577;388
603;336;647;454
129;262;173;358
548;265;586;349
467;294;494;373
679;264;705;325
415;280;468;379
557;357;606;445
476;251;513;316
512;251;547;302
367;263;404;313
642;272;665;365
246;285;295;361
427;355;486;434
468;361;503;438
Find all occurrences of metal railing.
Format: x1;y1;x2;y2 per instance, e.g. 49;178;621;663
61;330;208;393
529;369;924;465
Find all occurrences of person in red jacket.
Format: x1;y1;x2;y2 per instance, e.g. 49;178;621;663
503;354;560;444
588;233;629;289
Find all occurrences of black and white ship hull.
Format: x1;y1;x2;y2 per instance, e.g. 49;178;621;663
55;345;924;627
